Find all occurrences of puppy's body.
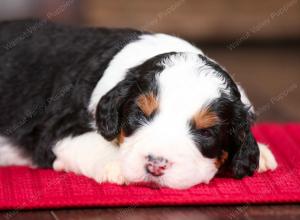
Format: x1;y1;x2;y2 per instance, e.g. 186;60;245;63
0;19;143;167
0;20;277;189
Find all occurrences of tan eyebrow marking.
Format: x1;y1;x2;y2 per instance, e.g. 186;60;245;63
136;92;159;116
193;107;220;129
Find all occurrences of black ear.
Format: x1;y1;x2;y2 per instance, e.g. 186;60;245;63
95;81;131;141
229;104;259;178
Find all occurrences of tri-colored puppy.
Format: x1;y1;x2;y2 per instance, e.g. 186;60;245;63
0;20;277;189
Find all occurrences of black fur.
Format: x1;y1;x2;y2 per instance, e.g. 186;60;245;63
189;92;259;179
96;53;169;140
97;51;260;179
0;19;144;167
227;99;260;178
189;55;260;178
189;96;232;159
0;19;259;180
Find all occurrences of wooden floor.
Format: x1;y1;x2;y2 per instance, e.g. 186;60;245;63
1;44;300;219
1;205;300;220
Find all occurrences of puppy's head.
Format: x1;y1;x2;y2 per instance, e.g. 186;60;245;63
96;52;259;189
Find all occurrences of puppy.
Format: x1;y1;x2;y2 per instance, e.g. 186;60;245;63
0;19;277;189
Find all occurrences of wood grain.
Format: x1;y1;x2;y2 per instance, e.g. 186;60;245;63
2;205;300;220
80;0;300;41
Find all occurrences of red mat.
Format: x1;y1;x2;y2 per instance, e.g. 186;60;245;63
1;123;300;210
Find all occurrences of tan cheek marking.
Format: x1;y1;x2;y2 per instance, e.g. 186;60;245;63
193;108;220;129
136;92;158;116
215;151;229;168
118;129;125;145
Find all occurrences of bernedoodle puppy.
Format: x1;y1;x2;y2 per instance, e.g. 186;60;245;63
0;19;277;189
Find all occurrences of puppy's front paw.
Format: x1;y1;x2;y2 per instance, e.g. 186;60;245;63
53;159;65;172
103;161;126;185
258;143;278;173
52;158;80;174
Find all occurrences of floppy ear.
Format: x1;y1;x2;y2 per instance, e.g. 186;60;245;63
95;55;162;141
229;103;259;178
95;80;131;141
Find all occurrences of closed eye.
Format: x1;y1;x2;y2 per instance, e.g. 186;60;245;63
190;123;216;139
145;109;157;120
189;120;214;138
197;128;212;137
134;108;157;126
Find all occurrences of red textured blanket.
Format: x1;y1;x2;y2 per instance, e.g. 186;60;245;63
1;123;300;210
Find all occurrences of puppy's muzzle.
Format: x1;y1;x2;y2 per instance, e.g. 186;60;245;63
145;154;170;177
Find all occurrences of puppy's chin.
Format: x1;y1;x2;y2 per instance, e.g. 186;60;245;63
119;134;218;189
157;163;217;189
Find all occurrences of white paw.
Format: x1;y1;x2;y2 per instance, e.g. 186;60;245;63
102;161;126;185
53;159;65;172
258;143;278;173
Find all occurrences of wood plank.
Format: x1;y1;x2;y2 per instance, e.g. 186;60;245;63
2;205;300;220
51;205;300;220
80;0;300;41
0;210;54;220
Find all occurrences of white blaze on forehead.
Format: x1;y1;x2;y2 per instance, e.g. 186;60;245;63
88;33;203;114
119;54;230;189
157;53;228;121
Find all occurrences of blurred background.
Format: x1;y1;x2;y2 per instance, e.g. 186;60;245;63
0;0;299;121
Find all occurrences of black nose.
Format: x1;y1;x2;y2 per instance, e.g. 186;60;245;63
145;155;169;177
